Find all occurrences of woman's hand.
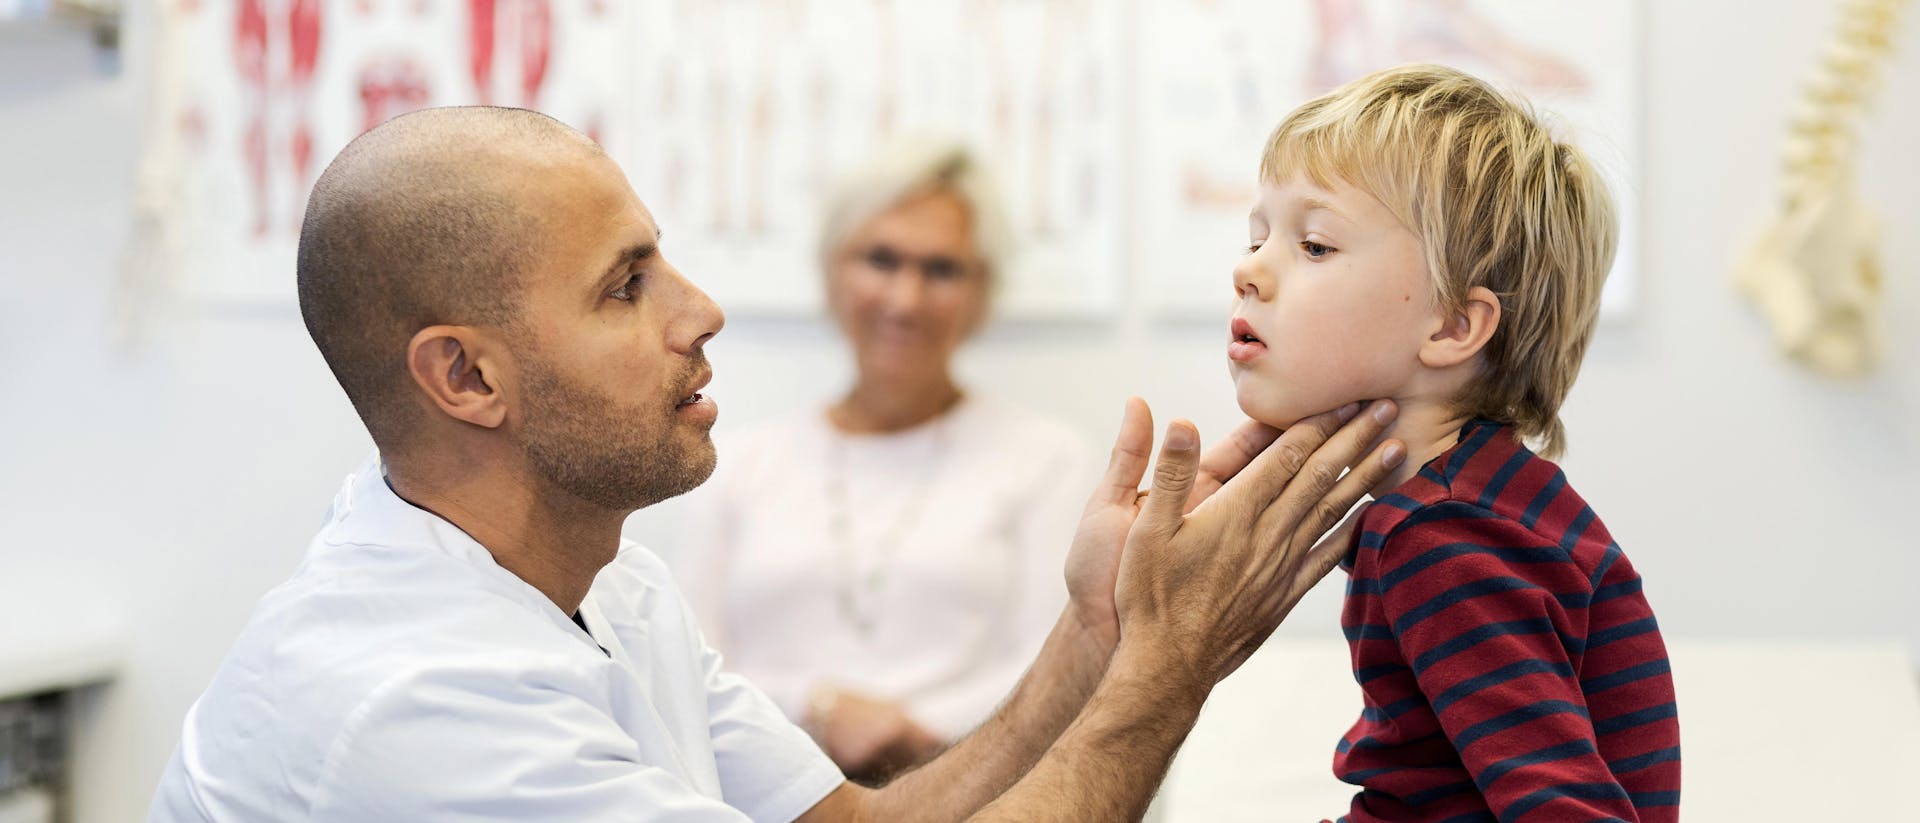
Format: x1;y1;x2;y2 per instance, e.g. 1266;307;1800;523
807;686;945;782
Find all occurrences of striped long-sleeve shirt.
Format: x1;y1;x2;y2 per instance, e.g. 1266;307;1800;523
1331;419;1680;822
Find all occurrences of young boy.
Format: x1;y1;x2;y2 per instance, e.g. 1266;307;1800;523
1226;64;1680;821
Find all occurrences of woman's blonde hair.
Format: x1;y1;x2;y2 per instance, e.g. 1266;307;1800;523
1262;64;1617;458
816;134;1013;309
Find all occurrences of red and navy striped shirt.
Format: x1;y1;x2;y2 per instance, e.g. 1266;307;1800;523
1331;419;1680;822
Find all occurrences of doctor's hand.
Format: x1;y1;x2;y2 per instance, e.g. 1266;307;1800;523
1064;397;1337;654
1111;400;1403;685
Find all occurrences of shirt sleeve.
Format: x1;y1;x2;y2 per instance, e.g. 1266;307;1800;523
1376;502;1641;822
696;614;848;822
309;659;758;823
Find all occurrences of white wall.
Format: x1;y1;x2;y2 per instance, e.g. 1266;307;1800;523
1;3;1915;820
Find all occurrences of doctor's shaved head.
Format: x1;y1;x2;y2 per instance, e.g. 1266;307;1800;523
296;106;600;450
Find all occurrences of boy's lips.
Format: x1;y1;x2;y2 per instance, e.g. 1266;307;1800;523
1229;317;1267;362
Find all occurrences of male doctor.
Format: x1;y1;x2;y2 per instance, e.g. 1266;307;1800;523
150;107;1405;821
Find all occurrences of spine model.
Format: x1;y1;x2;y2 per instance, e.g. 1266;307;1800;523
1736;0;1908;377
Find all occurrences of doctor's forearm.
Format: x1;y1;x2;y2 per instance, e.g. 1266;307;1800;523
966;642;1206;822
850;608;1111;822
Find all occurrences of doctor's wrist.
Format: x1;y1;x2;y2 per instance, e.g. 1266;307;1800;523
1053;607;1120;686
1063;602;1120;660
1105;635;1211;711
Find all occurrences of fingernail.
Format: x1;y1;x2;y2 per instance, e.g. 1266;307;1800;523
1372;400;1397;424
1382;441;1406;467
1167;424;1196;451
1337;403;1360;421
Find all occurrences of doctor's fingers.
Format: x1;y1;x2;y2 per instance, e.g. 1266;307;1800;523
1185;417;1285;514
1251;425;1404;565
1216;513;1374;685
1135;419;1203;542
1088;397;1155;511
1191;401;1372;520
1255;504;1374;627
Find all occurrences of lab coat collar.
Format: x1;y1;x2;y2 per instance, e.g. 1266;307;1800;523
315;452;613;657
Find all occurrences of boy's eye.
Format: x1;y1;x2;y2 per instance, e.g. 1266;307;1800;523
1300;240;1335;259
1244;242;1263;255
610;273;643;302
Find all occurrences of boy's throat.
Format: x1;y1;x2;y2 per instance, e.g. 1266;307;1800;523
1363;401;1469;499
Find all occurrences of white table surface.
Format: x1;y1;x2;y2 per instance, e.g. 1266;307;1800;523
1154;639;1920;823
0;620;123;701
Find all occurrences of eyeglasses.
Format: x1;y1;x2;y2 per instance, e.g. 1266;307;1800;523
852;244;978;282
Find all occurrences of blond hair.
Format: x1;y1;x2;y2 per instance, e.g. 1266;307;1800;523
817;133;1013;308
1261;64;1616;458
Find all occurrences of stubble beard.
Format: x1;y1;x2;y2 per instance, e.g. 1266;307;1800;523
516;356;717;512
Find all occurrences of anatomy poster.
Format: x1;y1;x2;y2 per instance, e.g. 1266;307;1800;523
139;1;1635;321
1133;0;1642;319
142;0;628;302
618;0;1126;318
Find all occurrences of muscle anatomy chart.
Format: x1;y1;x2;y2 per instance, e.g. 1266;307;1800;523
134;0;626;303
1132;0;1640;318
133;1;1633;324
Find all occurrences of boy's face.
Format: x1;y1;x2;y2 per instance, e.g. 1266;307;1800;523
1229;173;1439;428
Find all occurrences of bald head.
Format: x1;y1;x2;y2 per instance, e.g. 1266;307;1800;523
297;107;600;450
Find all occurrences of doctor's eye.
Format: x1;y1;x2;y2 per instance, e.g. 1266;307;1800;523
610;273;644;302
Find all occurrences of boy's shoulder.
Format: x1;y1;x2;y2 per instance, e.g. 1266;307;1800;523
1359;419;1615;568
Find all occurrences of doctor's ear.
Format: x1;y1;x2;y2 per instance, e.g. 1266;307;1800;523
406;325;509;430
1418;286;1501;369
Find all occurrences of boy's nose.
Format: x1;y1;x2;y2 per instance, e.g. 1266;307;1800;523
1233;258;1273;301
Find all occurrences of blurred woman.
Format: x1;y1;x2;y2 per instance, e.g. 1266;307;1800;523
680;136;1086;782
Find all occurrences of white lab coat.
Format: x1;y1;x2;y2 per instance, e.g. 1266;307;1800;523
149;454;844;822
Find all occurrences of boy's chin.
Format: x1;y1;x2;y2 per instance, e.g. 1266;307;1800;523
1233;391;1310;430
1236;390;1369;431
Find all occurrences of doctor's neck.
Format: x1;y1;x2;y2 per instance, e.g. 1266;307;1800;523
385;452;622;615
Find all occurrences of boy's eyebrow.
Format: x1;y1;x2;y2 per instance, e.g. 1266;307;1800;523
1301;196;1352;223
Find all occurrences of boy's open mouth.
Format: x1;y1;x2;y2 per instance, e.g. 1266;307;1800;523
1231;317;1265;344
1229;317;1267;362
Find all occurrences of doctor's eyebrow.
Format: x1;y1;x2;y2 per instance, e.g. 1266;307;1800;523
597;235;661;284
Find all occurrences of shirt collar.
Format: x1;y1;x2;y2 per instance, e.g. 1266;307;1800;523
317;453;492;562
314;452;605;651
1458;417;1508;441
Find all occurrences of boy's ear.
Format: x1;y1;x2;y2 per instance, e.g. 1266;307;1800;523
406;325;510;430
1419;286;1501;369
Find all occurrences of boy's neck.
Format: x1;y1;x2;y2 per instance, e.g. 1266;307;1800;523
1365;396;1473;499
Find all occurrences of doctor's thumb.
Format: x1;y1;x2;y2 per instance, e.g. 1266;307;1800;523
1139;421;1199;536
